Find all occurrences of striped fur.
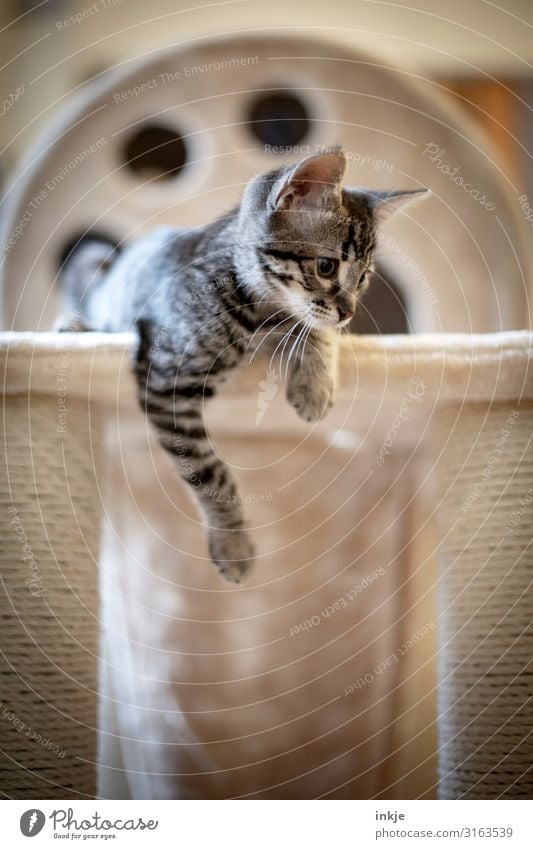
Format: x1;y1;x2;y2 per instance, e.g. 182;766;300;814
60;149;427;581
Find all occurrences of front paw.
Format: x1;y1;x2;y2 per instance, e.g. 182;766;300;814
209;528;255;584
287;373;334;423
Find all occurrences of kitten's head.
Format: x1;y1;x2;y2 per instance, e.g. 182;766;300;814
238;148;429;329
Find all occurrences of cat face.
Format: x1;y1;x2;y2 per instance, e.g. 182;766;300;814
241;149;428;329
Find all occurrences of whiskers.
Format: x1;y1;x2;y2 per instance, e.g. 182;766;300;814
268;317;304;374
248;310;290;364
284;318;313;382
240;261;317;378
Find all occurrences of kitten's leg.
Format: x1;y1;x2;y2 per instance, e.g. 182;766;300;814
286;328;338;422
142;391;255;582
54;314;92;332
134;326;254;583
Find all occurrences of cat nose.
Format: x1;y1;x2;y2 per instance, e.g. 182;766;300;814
337;307;354;323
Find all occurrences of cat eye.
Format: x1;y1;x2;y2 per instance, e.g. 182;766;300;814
316;257;338;279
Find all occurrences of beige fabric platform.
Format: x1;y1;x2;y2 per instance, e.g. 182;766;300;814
1;330;532;800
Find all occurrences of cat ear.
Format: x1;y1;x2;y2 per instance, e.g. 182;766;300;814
367;188;430;223
274;148;347;212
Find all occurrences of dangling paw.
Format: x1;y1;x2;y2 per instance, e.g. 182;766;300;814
287;370;334;423
209;528;255;583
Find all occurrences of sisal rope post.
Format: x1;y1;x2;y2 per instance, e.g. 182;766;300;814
433;402;533;799
0;394;102;798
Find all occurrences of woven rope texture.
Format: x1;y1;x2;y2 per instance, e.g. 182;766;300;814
0;395;102;799
434;402;533;799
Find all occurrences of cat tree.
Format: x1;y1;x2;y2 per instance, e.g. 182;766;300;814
1;34;532;800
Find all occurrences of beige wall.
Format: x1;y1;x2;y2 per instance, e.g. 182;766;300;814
1;0;532;172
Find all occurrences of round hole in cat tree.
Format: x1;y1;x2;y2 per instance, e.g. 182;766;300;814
247;92;311;148
57;230;121;275
350;265;410;334
121;125;187;181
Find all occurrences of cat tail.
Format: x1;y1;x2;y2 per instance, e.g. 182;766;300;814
57;235;120;330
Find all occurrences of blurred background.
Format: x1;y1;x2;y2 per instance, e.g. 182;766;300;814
1;0;532;189
1;0;532;334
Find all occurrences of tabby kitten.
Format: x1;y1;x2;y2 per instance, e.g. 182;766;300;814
61;148;427;582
